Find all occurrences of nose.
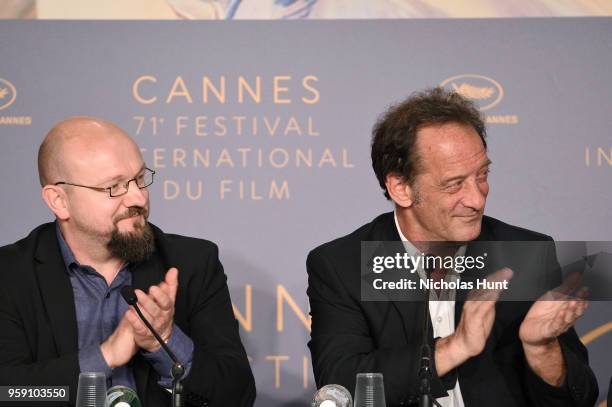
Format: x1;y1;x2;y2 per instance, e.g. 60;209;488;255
461;178;487;212
122;180;148;208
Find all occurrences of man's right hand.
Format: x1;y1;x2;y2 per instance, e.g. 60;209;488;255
100;313;138;369
435;268;513;375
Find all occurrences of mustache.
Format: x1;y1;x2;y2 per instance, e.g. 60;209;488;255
114;206;148;223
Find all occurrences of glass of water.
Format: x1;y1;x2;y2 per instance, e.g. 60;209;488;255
353;373;386;407
75;372;107;407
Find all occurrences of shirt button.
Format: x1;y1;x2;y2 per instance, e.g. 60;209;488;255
436;316;443;323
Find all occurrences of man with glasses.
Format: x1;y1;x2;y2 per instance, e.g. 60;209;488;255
0;117;255;407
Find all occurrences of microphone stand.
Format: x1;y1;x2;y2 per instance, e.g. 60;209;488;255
126;288;186;407
171;364;186;407
419;261;442;407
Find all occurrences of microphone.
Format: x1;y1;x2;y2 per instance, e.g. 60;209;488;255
120;285;186;407
106;385;141;407
418;255;442;407
121;286;137;306
311;384;352;407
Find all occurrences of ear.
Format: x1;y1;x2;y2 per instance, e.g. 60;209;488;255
41;185;70;220
385;173;415;208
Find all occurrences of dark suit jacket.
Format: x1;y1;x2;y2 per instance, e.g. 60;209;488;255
307;212;598;407
0;222;255;407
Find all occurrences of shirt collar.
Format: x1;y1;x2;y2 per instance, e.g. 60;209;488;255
55;221;79;271
54;221;131;276
393;209;466;258
393;210;464;301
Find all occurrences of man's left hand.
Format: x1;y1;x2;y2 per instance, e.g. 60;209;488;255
126;267;179;352
518;276;588;386
520;283;588;347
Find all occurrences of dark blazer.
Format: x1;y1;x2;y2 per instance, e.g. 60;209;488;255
0;222;255;407
307;212;598;407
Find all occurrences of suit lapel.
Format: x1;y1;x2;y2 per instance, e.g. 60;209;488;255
455;218;495;325
34;225;78;356
392;290;429;344
131;251;166;293
364;213;425;343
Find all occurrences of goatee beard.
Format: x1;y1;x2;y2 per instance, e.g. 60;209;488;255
107;220;155;263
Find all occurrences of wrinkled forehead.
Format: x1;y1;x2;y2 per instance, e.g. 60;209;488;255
414;122;488;175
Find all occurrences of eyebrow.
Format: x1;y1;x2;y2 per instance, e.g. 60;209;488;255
99;164;146;186
440;159;492;186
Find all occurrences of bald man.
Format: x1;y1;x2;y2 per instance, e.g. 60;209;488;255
0;117;255;407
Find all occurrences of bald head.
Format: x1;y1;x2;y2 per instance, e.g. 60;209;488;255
38;117;139;186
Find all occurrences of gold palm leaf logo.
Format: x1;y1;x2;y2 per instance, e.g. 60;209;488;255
0;78;17;110
451;82;495;100
440;74;504;111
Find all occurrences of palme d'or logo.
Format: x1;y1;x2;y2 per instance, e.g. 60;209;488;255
440;74;504;111
0;78;17;111
0;77;32;126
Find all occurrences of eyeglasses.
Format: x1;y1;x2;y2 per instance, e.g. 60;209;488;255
54;167;155;197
